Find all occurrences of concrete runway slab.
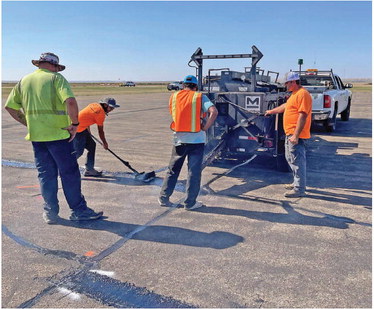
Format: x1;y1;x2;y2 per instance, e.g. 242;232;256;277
2;91;371;307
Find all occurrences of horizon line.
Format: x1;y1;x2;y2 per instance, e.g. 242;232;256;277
2;78;372;83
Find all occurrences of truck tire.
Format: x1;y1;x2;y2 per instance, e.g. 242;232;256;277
325;106;337;132
341;101;351;121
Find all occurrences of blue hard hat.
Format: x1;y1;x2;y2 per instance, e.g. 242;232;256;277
183;75;198;85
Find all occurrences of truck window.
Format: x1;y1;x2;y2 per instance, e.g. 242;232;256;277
300;76;333;87
336;76;345;89
330;76;340;89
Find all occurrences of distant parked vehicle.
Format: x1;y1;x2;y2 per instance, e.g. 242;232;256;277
120;81;136;87
167;81;183;91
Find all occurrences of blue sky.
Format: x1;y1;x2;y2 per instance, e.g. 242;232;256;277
2;1;372;81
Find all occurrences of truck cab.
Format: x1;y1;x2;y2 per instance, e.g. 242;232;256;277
298;69;353;132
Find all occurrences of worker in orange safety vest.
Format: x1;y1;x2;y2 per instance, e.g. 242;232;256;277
159;75;218;210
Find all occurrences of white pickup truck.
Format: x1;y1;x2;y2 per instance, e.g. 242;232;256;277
297;69;353;132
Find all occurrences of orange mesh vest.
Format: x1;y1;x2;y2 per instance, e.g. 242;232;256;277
169;90;203;132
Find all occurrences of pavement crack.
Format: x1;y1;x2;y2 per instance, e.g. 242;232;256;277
2;224;88;264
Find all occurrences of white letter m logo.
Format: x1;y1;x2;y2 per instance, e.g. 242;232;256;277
245;96;261;112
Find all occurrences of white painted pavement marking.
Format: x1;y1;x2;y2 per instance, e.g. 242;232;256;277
57;287;81;301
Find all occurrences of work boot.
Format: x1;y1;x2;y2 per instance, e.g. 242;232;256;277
185;201;205;211
284;183;294;190
43;212;59;224
84;169;103;177
70;207;104;221
284;190;306;198
158;197;174;207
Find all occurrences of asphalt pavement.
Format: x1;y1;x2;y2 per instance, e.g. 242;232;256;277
2;91;371;308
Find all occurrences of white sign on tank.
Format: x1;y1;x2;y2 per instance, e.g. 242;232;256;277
245;95;261;112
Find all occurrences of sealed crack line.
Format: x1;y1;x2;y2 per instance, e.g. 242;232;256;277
18;265;94;308
4;157;247;264
2;158;170;187
5;170;194;308
2;225;88;264
203;154;257;194
18;285;57;308
4;157;241;308
64;270;195;308
90;206;176;262
18;250;195;308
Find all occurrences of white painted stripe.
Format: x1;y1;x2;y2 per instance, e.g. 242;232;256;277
2;160;36;169
57;287;81;300
89;269;115;278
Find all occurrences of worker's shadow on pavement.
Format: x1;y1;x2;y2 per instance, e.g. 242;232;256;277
201;170;290;198
56;218;244;249
209;182;372;208
305;189;372;208
197;201;357;229
203;157;372;208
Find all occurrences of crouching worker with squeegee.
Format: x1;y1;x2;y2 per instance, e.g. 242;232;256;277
73;97;120;177
159;75;218;210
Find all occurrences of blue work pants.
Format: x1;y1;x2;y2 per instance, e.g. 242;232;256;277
32;139;88;216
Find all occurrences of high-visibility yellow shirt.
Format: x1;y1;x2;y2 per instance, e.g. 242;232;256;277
5;69;74;141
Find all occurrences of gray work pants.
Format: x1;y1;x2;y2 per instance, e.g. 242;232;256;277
285;136;307;193
160;143;204;207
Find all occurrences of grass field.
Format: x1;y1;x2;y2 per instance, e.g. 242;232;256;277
1;82;170;98
2;81;371;98
350;83;372;92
